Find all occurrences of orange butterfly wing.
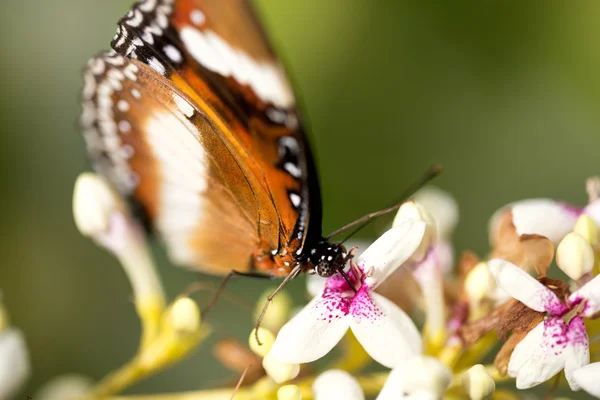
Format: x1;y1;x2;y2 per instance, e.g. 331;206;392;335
81;0;322;275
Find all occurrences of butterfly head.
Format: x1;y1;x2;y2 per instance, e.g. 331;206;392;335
306;240;348;277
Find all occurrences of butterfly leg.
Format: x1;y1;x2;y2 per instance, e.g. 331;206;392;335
201;270;271;318
254;264;303;345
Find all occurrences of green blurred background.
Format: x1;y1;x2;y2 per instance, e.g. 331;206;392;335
1;0;600;397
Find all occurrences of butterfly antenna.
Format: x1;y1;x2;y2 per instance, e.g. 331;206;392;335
254;264;303;345
326;164;443;243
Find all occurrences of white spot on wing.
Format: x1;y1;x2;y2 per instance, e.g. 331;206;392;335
290;193;301;208
180;27;294;108
180;27;231;75
148;57;166;75
283;162;301;178
144;110;208;264
131;88;141;99
119;120;131;133
117;100;130;112
173;94;195;118
164;44;182;63
280;136;299;152
127;9;144;27
190;9;205;26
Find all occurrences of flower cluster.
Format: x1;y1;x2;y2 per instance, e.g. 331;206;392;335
6;173;600;399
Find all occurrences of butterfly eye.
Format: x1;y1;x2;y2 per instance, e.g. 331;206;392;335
315;261;337;277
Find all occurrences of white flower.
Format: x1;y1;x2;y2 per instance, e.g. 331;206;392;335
573;362;600;398
269;220;427;368
73;173;165;305
489;198;600;246
313;370;364;400
0;328;30;398
35;374;93;400
377;356;451;400
413;186;459;274
393;196;456;345
489;258;600;389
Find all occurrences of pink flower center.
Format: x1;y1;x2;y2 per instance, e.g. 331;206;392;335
317;265;383;322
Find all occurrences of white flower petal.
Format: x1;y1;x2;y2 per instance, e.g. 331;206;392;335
511;199;580;243
583;199;600;227
377;356;451;400
377;360;408;400
313;370;365;400
359;220;427;290
570;273;600;317
0;329;30;398
563;317;590;390
350;292;421;368
414;186;459;239
343;239;373;259
306;274;326;298
270;293;351;364
508;319;569;389
488;259;566;314
573;362;600;398
435;240;454;275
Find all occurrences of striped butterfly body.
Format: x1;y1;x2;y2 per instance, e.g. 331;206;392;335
81;0;348;279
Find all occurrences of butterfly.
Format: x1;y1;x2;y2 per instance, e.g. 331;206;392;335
80;0;351;283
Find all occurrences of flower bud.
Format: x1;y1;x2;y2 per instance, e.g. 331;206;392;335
313;370;364;400
556;232;595;280
402;356;452;397
277;384;302;400
253;288;292;332
0;329;30;399
464;262;496;304
414;186;459;239
72;173;125;237
262;352;300;383
573;215;599;246
461;364;495;400
35;374;93;400
249;327;275;357
169;297;200;334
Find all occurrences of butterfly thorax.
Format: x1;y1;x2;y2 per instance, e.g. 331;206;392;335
302;240;348;277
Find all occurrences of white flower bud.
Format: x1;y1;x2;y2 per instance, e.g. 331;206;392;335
277;384;302;400
414;186;459;239
169;297;200;334
378;356;451;399
249;327;275;357
72;173;125;237
402;356;452;397
573;215;599;246
461;364;495;400
556;232;595;280
313;370;364;400
464;262;496;304
0;329;30;399
35;374;93;400
262;352;300;383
